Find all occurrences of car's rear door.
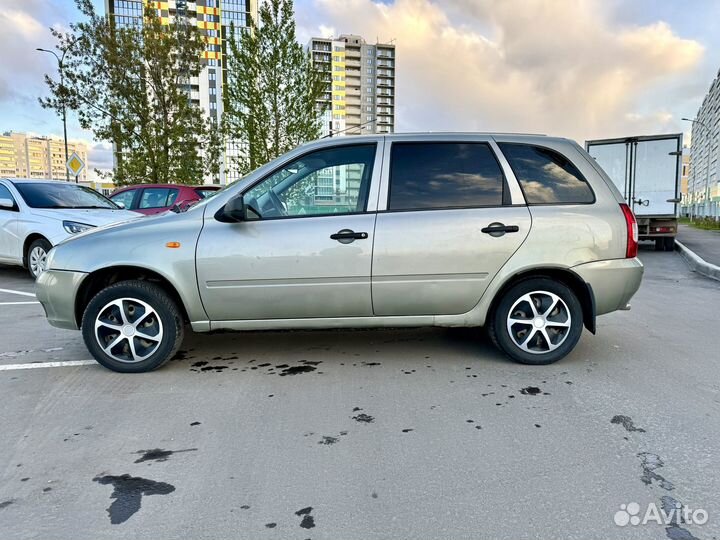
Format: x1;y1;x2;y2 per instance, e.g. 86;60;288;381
371;136;531;316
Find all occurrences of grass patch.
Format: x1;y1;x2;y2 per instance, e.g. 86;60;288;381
679;216;720;230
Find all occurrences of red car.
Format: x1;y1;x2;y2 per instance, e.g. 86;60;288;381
109;184;221;215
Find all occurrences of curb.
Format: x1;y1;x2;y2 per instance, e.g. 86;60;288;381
675;240;720;282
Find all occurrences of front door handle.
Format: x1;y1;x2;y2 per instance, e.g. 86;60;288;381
481;223;519;237
330;229;368;244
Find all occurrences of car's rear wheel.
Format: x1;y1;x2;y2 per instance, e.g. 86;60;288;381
489;278;583;365
27;238;52;279
81;280;184;373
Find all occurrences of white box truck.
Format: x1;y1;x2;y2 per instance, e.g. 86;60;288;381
586;133;682;251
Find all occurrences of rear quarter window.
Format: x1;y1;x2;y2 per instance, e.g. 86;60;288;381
498;143;595;205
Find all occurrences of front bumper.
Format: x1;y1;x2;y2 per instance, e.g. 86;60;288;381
572;257;644;316
36;269;88;330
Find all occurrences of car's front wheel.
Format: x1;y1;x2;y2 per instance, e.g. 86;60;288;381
489;278;583;365
81;280;184;373
27;238;52;279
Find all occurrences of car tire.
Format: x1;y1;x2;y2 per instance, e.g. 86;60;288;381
81;280;184;373
27;238;52;279
663;237;675;251
488;278;584;365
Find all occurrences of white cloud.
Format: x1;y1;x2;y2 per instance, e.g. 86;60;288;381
312;0;705;142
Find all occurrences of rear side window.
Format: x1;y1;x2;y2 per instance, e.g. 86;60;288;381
138;188;179;209
388;142;505;211
498;143;595;204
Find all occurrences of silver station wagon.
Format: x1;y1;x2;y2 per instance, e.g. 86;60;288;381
36;133;644;373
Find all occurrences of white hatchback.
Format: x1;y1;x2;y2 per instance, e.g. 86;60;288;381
0;178;142;278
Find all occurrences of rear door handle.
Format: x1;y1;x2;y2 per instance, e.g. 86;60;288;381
330;229;368;243
481;223;519;237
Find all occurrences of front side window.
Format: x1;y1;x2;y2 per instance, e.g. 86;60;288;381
388;142;505;211
244;144;376;219
0;184;17;210
138;188;179;209
110;189;137;209
498;143;595;204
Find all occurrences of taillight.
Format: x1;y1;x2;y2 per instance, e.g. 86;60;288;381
620;203;638;258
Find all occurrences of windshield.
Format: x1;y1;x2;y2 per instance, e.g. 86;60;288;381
14;183;119;209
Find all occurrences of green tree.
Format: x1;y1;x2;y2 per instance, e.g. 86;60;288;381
223;0;327;177
40;0;221;185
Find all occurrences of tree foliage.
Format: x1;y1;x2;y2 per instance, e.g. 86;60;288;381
40;0;221;185
224;0;327;176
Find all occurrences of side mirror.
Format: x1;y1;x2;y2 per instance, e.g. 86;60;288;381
216;196;247;223
114;201;126;209
0;197;15;210
667;197;681;204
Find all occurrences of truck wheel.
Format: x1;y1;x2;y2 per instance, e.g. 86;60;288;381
654;238;664;251
663;237;675;251
27;238;52;279
488;278;584;365
81;280;184;373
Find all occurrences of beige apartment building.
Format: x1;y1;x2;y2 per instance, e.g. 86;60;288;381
0;132;89;182
310;34;396;137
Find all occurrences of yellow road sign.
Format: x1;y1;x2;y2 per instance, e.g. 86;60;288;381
66;152;86;177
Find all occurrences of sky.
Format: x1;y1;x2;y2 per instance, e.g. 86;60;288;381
1;0;719;178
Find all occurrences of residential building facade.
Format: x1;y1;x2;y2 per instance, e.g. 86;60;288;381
308;35;395;208
309;34;396;137
106;0;258;184
0;132;89;183
687;67;720;218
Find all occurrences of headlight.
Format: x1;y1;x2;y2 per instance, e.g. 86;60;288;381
63;220;95;234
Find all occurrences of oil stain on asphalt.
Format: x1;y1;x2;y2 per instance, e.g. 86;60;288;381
611;415;646;433
93;474;175;524
637;452;674;491
134;448;197;464
295;506;316;529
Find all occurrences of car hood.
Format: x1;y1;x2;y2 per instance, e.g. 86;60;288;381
30;207;143;227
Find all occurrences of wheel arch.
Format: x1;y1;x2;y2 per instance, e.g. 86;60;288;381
75;265;190;328
488;267;596;334
23;233;50;268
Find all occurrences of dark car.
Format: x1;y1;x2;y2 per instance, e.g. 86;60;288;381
110;184;221;215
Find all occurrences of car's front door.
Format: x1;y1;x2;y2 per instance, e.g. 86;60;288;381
196;143;382;321
371;139;532;316
0;182;20;264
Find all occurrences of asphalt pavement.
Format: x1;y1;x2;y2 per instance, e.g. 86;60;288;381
678;223;720;267
0;247;719;539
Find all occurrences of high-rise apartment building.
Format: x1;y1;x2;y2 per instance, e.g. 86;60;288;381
106;0;258;183
309;34;396;137
687;67;720;218
0;132;89;182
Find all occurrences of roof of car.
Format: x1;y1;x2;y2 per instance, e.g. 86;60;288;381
1;178;78;184
298;132;571;150
114;183;220;189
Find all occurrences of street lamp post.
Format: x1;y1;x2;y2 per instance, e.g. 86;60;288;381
36;46;72;182
683;117;714;219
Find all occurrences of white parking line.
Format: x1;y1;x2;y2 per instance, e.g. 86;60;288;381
0;288;36;298
0;301;40;306
0;360;97;371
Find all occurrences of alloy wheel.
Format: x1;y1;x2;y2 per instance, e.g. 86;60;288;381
506;290;572;354
94;298;164;363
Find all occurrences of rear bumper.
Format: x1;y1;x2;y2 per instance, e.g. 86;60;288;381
572;258;643;316
36;269;87;330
